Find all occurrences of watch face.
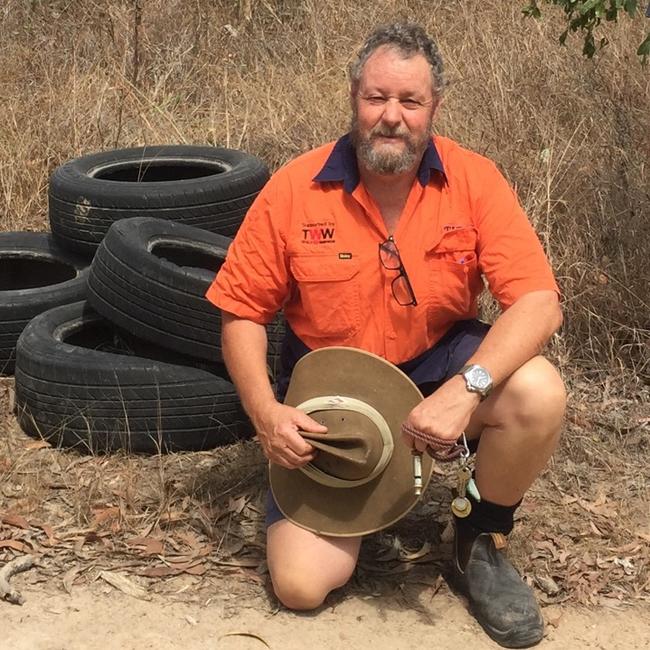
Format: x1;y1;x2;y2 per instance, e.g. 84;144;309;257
469;367;491;390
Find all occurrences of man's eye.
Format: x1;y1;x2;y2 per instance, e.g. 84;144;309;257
401;99;422;109
364;96;386;105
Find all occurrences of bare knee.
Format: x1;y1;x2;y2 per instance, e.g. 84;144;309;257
266;521;360;610
271;571;333;610
501;357;567;431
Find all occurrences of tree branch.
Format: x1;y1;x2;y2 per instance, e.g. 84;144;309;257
0;555;37;606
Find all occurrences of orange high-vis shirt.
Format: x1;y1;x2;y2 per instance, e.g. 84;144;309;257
206;135;559;365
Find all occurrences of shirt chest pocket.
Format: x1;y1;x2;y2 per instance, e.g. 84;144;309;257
425;227;482;326
289;255;361;338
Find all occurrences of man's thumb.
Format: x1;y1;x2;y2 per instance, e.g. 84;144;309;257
296;411;328;433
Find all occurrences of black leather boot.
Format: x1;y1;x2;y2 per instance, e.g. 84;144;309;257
451;528;544;648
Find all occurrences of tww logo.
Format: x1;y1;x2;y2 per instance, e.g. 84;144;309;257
302;227;335;242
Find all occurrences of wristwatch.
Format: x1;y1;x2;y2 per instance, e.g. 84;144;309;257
458;364;493;400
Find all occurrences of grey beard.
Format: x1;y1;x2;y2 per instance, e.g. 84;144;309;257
350;116;431;175
355;137;421;174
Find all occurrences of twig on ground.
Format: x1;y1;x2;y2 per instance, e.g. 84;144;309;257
0;555;37;605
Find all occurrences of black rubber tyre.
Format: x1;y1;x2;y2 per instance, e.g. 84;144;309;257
0;232;89;376
14;301;253;453
48;144;269;256
86;217;284;375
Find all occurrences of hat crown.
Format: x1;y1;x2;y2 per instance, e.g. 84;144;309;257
300;410;384;481
296;395;394;488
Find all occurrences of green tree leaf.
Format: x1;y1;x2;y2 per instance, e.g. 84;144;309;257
524;0;647;60
583;32;597;56
623;0;638;17
580;0;602;16
637;32;650;56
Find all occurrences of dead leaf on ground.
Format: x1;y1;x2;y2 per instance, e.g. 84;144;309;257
0;539;31;552
140;566;179;578
159;511;186;524
212;557;262;569
36;524;58;547
165;554;198;565
535;574;561;596
608;542;641;554
138;560;207;578
589;521;604;537
228;496;249;515
219;632;271;648
23;440;51;450
99;571;151;600
91;506;120;527
578;495;618;519
176;530;203;551
126;537;165;556
613;557;636;575
399;542;432;562
1;513;30;529
218;537;245;557
62;565;91;595
184;563;208;576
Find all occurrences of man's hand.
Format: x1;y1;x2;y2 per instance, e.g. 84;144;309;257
251;401;327;469
402;375;481;454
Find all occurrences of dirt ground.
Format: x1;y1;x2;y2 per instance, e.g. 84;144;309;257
2;375;649;649
3;581;650;650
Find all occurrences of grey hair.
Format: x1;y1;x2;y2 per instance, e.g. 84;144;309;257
348;23;445;100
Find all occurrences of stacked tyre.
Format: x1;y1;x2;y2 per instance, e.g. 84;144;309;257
48;145;269;257
0;233;89;375
14;301;251;454
7;145;274;454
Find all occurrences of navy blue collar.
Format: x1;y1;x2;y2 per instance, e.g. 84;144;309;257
313;133;446;193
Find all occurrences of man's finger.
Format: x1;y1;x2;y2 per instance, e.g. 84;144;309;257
283;442;313;460
284;428;317;456
276;447;316;468
295;411;328;433
413;438;429;453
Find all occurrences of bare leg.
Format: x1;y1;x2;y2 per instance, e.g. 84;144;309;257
466;356;566;505
267;519;362;610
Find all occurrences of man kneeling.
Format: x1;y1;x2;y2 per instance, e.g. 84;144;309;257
206;22;566;649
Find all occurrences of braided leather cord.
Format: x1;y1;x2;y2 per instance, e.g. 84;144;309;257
401;422;465;462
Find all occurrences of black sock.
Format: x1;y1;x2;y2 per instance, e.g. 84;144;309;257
455;494;522;537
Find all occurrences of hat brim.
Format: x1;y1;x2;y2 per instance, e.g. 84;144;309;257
269;347;434;537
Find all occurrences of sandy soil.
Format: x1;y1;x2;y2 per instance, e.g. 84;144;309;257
3;582;649;650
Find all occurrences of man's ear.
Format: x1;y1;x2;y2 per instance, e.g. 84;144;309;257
431;98;443;120
349;83;358;109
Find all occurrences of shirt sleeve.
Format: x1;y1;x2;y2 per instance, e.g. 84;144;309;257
473;161;560;310
205;171;291;324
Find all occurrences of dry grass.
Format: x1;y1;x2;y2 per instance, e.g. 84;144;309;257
0;0;649;609
1;374;649;608
1;0;647;375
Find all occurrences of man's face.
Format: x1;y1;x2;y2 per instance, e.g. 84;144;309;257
351;46;437;176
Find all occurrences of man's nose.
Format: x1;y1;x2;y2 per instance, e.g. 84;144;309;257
381;98;403;127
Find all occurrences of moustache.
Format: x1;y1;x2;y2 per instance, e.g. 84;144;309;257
369;127;409;140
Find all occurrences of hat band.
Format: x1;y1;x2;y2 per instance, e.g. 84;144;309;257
296;396;394;488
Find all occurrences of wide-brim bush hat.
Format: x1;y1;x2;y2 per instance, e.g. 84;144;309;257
269;347;434;537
